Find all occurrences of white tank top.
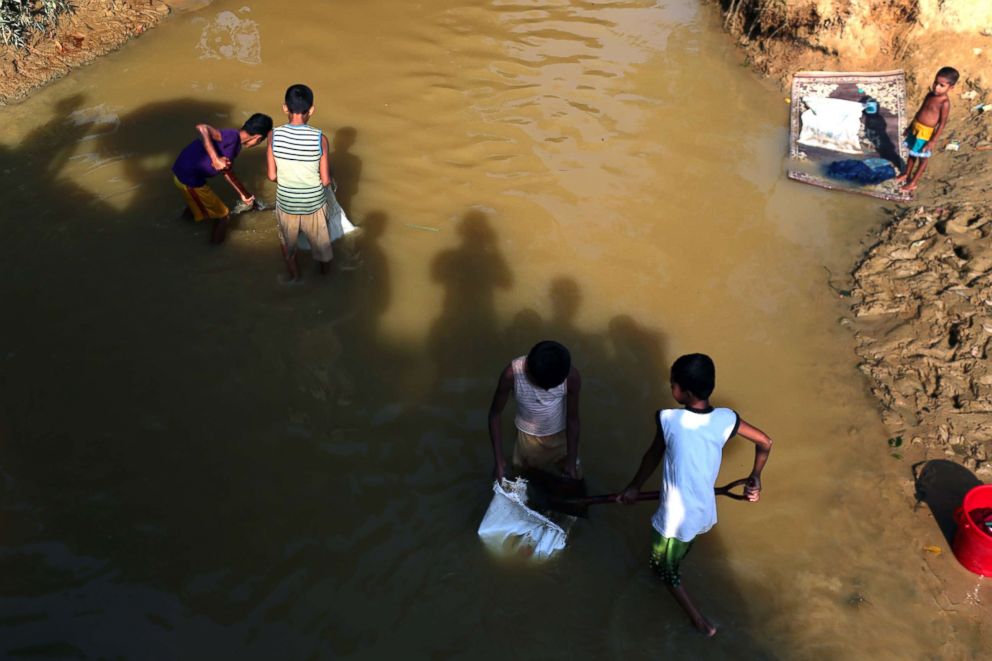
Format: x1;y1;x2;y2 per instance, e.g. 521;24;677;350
651;407;740;542
512;356;567;436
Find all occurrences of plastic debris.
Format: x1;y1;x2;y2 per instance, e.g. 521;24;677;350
923;545;942;556
404;223;441;233
945;141;960;151
961;90;979;101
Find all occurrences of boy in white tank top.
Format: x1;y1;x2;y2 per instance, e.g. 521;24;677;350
487;340;582;481
617;353;772;638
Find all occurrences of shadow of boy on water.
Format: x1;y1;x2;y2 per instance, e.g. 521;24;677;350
328;126;362;217
427;209;513;382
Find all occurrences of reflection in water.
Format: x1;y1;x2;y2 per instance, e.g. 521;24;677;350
0;0;988;657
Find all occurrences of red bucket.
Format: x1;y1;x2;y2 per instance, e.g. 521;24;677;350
952;484;992;577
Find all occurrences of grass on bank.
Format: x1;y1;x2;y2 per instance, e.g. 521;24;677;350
1;0;73;49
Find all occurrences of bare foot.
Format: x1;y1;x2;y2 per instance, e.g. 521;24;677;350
900;182;918;192
893;173;908;183
692;616;718;638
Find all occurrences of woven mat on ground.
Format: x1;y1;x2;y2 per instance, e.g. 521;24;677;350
788;70;911;201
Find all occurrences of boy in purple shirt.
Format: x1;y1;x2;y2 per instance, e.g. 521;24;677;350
172;113;272;243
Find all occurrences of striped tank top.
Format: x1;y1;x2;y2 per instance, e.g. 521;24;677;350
512;356;567;436
272;123;326;215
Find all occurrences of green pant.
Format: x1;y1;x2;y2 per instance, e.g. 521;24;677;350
649;530;694;586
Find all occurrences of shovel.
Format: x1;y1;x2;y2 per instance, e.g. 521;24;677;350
526;471;750;518
231;198;272;216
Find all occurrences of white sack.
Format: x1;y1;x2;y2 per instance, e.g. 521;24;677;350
798;96;865;154
477;478;567;559
297;185;357;250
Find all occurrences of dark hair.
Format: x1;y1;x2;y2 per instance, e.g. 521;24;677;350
285;84;315;114
242;113;273;137
671;353;715;399
525;340;571;390
936;66;960;85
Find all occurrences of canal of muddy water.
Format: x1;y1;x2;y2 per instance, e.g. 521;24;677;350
0;0;987;657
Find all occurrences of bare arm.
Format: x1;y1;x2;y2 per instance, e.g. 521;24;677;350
223;171;253;204
266;130;277;182
196;124;229;172
617;423;666;503
487;365;514;482
319;134;332;187
563;367;581;478
930;98;950;145
736;419;772;502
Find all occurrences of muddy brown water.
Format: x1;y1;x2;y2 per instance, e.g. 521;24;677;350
0;0;988;658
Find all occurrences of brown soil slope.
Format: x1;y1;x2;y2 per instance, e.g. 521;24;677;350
0;0;171;105
712;0;992;476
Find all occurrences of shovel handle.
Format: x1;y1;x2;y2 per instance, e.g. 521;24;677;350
580;491;660;506
580;478;752;506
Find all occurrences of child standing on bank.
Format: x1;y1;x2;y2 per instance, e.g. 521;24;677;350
488;340;582;482
617;353;772;637
266;84;334;280
172;113;272;244
895;66;959;193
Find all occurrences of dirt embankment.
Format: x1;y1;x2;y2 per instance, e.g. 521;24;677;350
0;0;171;105
712;0;992;476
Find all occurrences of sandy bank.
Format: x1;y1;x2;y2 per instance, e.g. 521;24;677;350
710;0;992;476
0;0;171;105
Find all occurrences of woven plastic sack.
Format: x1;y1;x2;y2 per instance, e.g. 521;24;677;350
296;185;357;250
477;477;567;558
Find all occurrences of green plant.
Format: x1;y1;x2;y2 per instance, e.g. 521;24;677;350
0;0;74;50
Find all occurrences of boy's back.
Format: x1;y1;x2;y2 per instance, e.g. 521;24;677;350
172;128;241;187
271;123;326;215
266;83;334;278
653;407;738;542
617;353;771;637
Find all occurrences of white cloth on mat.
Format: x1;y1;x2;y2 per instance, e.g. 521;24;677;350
477;478;566;558
798;96;865;154
297;185;357;250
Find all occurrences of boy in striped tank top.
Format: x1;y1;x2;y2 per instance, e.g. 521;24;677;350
487;341;582;482
266;84;334;280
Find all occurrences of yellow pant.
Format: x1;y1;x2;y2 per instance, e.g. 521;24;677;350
910;119;935;141
173;175;229;221
513;429;580;476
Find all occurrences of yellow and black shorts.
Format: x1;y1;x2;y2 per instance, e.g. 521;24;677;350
173;175;229;221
